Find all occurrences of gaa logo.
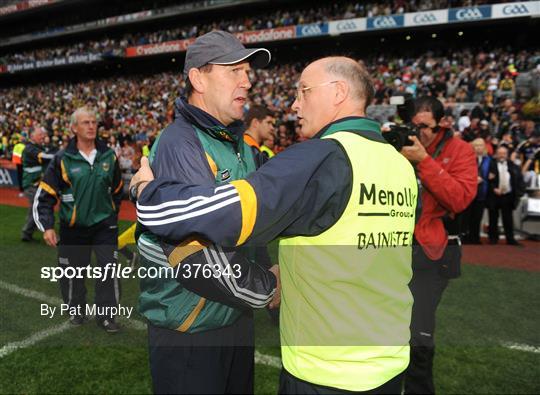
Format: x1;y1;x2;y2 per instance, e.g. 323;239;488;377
456;7;484;20
502;4;529;15
413;13;437;24
336;21;358;32
301;24;323;36
0;168;13;185
373;16;397;28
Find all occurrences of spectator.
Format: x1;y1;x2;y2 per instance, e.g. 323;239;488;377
108;135;122;157
119;139;135;170
464;138;492;244
20;125;54;242
458;109;471;132
517;130;540;188
487;145;526;245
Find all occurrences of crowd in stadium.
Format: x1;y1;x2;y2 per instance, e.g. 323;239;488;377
2;46;538;151
1;46;539;234
1;0;500;65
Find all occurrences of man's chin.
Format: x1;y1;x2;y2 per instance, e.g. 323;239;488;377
230;108;244;122
298;126;315;139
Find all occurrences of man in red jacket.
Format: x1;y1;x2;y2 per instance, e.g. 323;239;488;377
400;96;477;394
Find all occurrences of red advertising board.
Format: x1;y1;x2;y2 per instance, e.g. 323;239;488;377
236;26;296;44
125;26;296;58
125;38;195;57
0;4;18;15
0;0;55;15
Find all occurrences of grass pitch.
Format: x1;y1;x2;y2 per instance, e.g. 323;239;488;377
0;204;538;394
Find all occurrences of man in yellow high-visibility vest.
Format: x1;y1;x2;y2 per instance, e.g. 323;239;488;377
12;137;26;194
131;56;418;394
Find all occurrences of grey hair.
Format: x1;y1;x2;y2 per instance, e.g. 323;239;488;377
31;125;46;137
323;57;375;110
70;106;97;128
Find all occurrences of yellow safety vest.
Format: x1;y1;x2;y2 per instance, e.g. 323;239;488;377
279;128;417;391
12;143;25;165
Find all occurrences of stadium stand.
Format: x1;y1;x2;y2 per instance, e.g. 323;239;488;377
0;0;538;197
0;0;512;65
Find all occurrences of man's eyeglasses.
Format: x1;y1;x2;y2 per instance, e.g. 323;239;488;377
295;81;340;101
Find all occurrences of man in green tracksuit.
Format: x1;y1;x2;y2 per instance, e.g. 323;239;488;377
21;125;55;241
129;31;278;394
132;57;418;394
34;107;124;332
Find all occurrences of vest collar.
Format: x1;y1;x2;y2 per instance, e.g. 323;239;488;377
315;117;383;140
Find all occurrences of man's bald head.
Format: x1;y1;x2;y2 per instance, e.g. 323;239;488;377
306;57;374;110
292;56;375;138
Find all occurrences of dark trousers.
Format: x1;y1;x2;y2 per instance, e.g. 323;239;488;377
466;199;485;243
57;215;119;319
404;247;450;395
488;193;515;243
21;185;37;238
279;368;403;395
148;313;254;394
16;164;23;192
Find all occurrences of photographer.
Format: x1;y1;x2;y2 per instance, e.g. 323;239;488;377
399;96;478;394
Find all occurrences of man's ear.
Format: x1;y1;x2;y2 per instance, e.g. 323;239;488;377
250;118;260;131
188;68;205;94
439;117;452;130
334;81;349;105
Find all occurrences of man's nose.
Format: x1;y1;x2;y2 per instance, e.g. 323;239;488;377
291;98;300;112
240;72;252;90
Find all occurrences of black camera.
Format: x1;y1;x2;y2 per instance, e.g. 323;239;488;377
383;123;419;151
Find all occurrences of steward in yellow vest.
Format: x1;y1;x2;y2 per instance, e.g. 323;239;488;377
12;141;26;165
131;57;418;393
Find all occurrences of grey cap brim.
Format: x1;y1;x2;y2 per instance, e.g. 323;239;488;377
208;48;271;68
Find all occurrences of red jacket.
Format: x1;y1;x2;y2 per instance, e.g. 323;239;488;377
415;132;478;260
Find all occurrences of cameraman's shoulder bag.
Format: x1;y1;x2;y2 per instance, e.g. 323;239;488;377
435;131;463;279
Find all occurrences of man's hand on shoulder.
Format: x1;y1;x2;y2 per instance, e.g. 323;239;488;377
129;157;155;200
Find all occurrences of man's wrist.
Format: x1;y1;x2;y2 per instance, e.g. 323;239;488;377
417;152;430;165
129;180;151;203
137;181;150;199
